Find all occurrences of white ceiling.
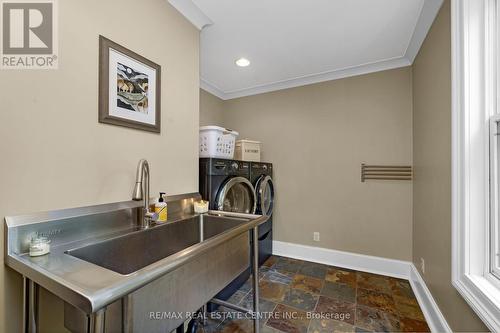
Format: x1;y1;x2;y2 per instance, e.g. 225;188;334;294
169;0;444;99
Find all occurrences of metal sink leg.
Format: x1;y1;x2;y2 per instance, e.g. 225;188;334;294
252;226;260;333
23;277;39;333
89;308;106;333
23;277;107;333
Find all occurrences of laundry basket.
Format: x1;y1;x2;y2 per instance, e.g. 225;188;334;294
199;126;239;159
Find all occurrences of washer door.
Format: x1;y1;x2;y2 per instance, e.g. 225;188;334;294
216;177;257;214
256;175;275;215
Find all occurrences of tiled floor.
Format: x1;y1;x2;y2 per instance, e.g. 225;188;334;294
202;255;430;333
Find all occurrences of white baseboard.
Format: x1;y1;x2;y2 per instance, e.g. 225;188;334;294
272;240;451;333
408;264;453;333
273;240;411;279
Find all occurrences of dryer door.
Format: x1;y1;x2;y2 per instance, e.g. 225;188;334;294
256;175;275;215
216;177;257;214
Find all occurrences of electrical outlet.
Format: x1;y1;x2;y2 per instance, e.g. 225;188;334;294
420;258;425;274
313;232;320;242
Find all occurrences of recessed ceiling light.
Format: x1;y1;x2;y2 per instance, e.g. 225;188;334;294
235;58;250;67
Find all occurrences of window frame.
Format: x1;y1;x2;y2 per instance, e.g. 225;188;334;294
491;114;500;279
452;0;500;330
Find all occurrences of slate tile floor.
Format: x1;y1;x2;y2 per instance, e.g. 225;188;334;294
203;255;430;333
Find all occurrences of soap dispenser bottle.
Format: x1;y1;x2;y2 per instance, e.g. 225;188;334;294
155;192;167;222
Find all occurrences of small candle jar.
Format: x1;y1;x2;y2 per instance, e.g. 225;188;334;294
194;200;209;214
29;237;51;257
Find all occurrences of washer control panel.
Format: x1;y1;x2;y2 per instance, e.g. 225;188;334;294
251;162;273;175
206;158;250;176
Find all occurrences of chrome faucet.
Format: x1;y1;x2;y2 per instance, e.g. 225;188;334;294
132;159;156;229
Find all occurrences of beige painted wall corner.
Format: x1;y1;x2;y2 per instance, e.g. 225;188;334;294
413;0;487;331
201;66;414;262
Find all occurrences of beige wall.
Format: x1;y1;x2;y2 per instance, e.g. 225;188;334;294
0;0;199;332
206;67;413;261
412;1;488;331
200;89;225;126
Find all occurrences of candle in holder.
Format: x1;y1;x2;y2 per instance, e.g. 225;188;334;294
194;200;209;214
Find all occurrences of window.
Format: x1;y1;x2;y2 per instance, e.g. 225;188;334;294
452;0;500;330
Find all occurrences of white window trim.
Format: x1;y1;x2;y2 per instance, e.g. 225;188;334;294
452;0;500;330
490;114;500;279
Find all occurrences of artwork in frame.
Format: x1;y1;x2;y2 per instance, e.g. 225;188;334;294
99;36;161;133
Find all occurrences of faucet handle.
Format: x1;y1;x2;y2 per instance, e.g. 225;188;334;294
137;208;158;229
145;211;158;221
140;212;158;229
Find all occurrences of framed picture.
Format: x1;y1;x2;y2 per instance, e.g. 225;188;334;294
98;36;161;133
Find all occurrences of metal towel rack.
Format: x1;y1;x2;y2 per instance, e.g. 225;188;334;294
361;163;412;182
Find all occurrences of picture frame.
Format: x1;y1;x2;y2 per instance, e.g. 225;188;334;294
98;35;161;133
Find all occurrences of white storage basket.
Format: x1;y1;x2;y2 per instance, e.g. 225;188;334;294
234;139;261;162
199;126;239;159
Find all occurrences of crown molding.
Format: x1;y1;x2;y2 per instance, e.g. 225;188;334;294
405;0;444;62
199;0;444;100
200;78;226;100
167;0;213;30
201;57;411;100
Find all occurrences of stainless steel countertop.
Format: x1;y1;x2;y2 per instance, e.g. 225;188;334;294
5;194;269;314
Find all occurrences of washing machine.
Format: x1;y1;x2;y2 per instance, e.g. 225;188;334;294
250;162;275;265
199;158;256;214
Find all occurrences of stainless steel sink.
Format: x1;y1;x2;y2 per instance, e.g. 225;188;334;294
67;215;247;275
4;193;269;333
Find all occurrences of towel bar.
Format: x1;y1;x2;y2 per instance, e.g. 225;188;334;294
361;163;412;182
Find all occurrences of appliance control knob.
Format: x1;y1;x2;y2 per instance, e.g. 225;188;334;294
232;162;239;170
263;165;268;170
